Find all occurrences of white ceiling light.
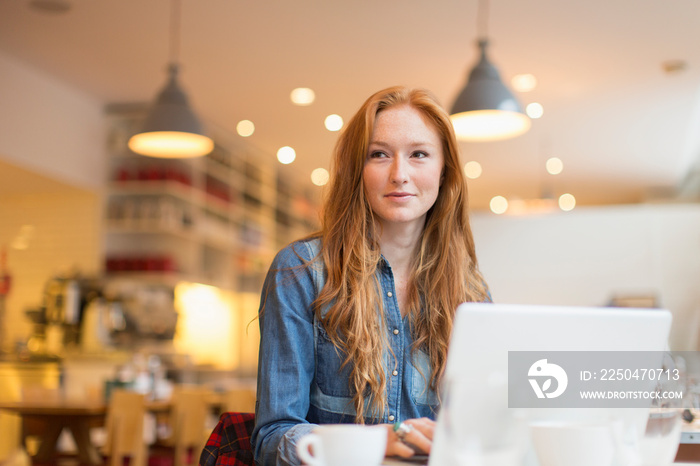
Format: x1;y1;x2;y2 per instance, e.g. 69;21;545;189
490;195;508;214
546;157;563;175
511;74;537;92
311;168;330;186
277;146;296;164
324;114;343;132
236;120;255;137
526;102;544;119
290;88;316;106
464;161;483;179
559;193;576;211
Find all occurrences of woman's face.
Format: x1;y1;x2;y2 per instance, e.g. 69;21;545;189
363;105;445;232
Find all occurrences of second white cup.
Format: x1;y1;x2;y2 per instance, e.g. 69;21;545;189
530;421;615;466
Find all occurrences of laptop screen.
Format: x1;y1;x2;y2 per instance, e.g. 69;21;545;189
428;303;672;466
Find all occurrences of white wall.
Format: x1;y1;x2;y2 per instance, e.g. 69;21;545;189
0;50;106;190
471;203;700;351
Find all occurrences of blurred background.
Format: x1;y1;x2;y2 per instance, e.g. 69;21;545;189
1;0;700;461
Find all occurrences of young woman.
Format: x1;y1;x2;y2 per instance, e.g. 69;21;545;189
252;86;491;466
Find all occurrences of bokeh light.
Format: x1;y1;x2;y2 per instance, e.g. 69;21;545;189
324;114;344;132
290;88;315;106
559;193;576;211
526;102;544;119
236;120;255;137
511;74;537;92
490;196;509;214
277;146;296;164
546;157;564;175
464;161;483;179
311;168;330;186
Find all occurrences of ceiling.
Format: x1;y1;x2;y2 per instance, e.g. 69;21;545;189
1;0;700;210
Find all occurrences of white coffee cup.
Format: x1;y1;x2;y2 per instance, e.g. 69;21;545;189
296;424;387;466
530;421;615;466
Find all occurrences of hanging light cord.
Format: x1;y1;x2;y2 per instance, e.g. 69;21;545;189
169;0;181;65
476;0;489;42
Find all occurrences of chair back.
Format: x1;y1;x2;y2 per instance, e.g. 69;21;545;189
222;386;256;414
103;389;147;466
166;386;211;466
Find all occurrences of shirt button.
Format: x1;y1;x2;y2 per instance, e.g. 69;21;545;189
388;414;395;422
393;329;399;335
387;291;393;298
392;370;398;376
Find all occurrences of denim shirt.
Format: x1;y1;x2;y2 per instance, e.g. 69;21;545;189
252;238;439;466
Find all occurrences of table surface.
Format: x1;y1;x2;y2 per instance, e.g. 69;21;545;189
5;401;694;465
0;398;170;415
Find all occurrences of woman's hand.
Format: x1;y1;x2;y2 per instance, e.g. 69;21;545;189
384;418;436;458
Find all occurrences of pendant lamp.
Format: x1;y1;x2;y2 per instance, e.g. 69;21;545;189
128;0;213;158
450;0;530;141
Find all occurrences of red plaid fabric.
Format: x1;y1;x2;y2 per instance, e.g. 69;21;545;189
199;412;256;466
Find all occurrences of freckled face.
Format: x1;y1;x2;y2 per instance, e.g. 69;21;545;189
363;105;444;231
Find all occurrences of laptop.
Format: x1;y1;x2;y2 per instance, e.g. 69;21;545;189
385;303;673;466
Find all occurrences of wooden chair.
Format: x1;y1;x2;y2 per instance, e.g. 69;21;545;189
102;389;148;466
222;387;256;414
153;386;211;466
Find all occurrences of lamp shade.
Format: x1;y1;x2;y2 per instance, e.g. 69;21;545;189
450;40;530;141
128;64;214;158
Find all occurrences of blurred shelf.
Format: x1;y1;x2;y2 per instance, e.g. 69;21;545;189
103;111;320;290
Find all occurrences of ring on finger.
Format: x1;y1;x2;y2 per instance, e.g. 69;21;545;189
393;421;414;442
